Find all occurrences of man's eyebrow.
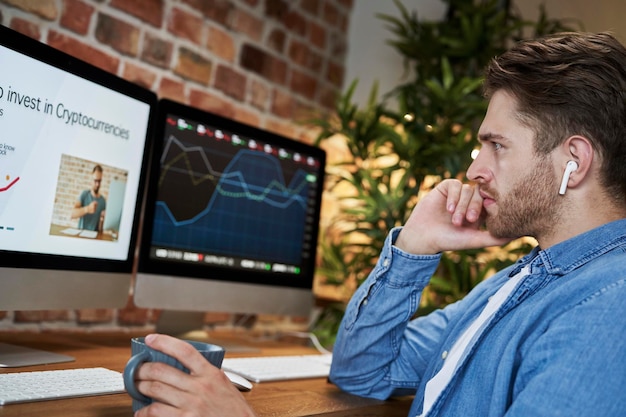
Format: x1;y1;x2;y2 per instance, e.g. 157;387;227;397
477;132;506;142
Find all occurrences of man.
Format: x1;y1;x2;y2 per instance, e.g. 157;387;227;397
72;164;106;231
132;32;626;417
329;31;626;416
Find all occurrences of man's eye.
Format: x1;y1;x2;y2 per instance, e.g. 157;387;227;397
493;142;503;151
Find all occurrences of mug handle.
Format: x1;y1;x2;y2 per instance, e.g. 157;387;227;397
123;350;152;403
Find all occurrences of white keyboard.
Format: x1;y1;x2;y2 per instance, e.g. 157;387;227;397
0;367;125;405
222;354;332;383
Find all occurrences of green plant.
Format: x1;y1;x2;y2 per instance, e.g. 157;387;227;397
311;0;580;348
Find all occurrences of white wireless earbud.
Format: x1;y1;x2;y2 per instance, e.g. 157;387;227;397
558;160;578;195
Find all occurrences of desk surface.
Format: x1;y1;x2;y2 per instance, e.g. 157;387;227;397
0;331;413;417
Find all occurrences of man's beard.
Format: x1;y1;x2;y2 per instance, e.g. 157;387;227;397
484;156;561;240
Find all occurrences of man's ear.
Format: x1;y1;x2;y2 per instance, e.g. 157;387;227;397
558;135;593;190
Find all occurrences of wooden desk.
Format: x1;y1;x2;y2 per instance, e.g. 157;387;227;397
0;331;413;417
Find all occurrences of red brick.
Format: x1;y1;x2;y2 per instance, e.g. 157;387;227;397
293;100;318;123
110;0;164;27
61;0;94;35
266;56;288;85
249;79;270;111
284;10;307;37
301;0;320;16
240;44;287;85
189;89;236;119
122;61;157;89
265;118;299;140
117;298;152;326
168;7;204;45
264;0;288;20
233;106;261;127
308;49;323;72
174;47;212;85
158;77;187;103
326;60;344;87
322;1;339;26
308;20;326;50
232;8;264;41
9;17;41;40
182;0;233;26
203;312;232;325
76;309;114;324
267;28;286;53
290;69;317;100
271;89;294;118
141;32;173;68
47;30;120;74
214;65;247;101
207;26;236;62
14;310;71;322
288;39;309;67
96;13;140;57
3;0;58;20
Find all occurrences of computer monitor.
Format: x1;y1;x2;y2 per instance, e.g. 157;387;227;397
135;99;326;336
0;26;155;365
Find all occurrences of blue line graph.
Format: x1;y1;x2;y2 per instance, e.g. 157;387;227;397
152;135;314;264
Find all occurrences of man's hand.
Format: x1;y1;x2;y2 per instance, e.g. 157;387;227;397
134;334;257;417
85;201;97;214
394;179;513;255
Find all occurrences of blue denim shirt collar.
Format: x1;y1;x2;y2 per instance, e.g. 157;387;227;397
537;218;626;275
506;218;626;278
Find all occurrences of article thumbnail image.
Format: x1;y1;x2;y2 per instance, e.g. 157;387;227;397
49;154;128;241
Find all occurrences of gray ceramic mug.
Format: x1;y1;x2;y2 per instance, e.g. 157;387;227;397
123;337;225;412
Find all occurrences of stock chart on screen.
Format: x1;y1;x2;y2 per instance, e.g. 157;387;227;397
151;115;322;270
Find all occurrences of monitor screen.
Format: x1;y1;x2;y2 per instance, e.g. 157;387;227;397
135;99;326;334
0;25;155;313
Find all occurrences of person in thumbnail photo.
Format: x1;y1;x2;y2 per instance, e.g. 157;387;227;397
71;164;107;231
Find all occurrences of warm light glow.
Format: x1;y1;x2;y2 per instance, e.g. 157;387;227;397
471;149;480;160
403;113;414;122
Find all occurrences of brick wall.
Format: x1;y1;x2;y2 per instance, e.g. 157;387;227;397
0;0;353;332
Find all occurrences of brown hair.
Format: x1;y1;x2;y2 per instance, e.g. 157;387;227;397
484;32;626;200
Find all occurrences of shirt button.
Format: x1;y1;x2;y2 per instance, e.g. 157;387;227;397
441;351;448;360
383;259;390;267
362;299;368;306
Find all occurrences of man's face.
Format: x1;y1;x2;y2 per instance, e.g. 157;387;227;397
466;90;561;240
92;170;102;194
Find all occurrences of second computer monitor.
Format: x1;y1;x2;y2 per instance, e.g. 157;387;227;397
135;99;326;333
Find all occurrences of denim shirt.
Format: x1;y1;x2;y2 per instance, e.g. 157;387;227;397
329;219;626;417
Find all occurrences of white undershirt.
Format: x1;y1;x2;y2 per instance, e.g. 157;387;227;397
417;265;530;417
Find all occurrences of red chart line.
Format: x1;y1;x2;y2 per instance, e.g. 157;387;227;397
0;177;20;192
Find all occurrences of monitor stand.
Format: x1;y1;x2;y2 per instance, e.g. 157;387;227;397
0;343;74;368
155;310;259;353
